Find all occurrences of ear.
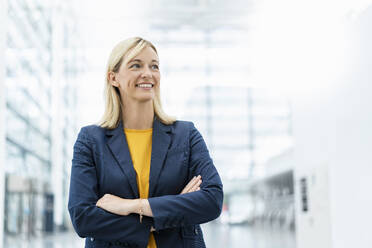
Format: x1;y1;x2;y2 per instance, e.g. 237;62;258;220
108;71;119;87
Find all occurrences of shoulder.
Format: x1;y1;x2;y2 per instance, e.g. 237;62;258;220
169;120;196;133
172;120;195;130
168;120;204;142
170;120;209;152
79;124;104;135
77;124;107;142
80;124;104;133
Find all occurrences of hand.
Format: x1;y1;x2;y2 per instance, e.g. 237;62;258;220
180;175;202;194
96;194;135;216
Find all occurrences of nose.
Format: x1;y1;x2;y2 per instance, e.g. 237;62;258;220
141;65;152;79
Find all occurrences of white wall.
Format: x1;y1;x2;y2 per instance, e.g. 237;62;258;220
329;7;372;248
293;6;372;248
0;0;7;246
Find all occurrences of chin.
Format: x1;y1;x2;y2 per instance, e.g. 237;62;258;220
136;95;155;103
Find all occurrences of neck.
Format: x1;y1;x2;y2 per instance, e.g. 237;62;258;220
122;100;154;129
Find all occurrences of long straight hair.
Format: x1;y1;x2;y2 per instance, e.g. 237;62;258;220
99;37;176;129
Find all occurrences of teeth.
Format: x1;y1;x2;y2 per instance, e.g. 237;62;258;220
137;84;153;88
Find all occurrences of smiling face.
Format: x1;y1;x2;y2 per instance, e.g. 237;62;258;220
109;46;160;105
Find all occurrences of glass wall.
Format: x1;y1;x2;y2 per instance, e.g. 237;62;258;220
3;0;80;240
140;6;295;244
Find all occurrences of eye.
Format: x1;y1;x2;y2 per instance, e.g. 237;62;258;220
129;63;141;69
151;64;159;70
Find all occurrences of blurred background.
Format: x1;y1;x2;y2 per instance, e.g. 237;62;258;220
0;0;372;247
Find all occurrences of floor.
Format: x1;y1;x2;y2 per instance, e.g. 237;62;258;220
4;222;296;248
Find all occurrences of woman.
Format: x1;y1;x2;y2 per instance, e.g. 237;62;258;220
68;37;223;248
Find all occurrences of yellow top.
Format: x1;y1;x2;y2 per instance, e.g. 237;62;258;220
124;128;156;248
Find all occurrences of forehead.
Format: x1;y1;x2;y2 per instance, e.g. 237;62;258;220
128;46;158;62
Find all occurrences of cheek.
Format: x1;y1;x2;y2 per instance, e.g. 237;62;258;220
118;72;137;87
118;78;132;90
155;74;161;84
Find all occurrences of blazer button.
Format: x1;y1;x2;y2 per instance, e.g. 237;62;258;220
194;228;198;235
90;237;94;241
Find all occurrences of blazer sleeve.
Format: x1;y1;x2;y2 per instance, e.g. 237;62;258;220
148;122;224;231
68;127;152;247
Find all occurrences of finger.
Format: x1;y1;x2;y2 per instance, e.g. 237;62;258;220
189;178;202;192
190;178;202;191
181;176;197;194
186;176;201;193
181;175;202;194
187;176;200;190
188;175;201;191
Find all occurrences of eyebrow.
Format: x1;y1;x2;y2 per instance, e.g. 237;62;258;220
128;59;159;64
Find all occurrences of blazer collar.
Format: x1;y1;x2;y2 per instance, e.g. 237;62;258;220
149;118;172;197
105;118;172;198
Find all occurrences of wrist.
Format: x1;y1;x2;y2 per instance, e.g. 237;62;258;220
120;198;139;215
138;199;144;223
133;199;142;215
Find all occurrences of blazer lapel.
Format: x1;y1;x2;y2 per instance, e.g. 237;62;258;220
106;121;139;198
149;118;172;197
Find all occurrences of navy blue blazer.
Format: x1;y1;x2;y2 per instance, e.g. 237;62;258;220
68;118;223;248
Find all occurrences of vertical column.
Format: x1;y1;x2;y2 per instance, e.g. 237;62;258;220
204;29;212;148
247;87;254;176
0;0;7;246
50;1;63;230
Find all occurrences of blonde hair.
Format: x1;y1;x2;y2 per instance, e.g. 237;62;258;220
99;37;176;129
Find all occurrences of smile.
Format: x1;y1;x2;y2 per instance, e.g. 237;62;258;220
135;83;153;88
